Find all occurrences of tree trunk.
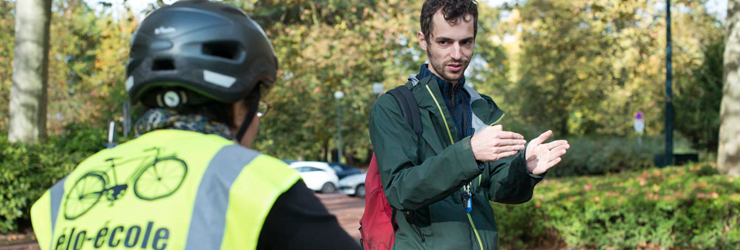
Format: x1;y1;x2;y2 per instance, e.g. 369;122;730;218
9;0;52;143
345;149;354;166
719;0;740;177
323;139;329;162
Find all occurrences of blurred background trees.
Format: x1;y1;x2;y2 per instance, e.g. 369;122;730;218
0;0;728;166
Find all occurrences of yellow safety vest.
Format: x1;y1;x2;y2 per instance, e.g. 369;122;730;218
30;130;300;250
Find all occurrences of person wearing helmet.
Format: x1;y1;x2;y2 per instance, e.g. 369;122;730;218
30;1;360;249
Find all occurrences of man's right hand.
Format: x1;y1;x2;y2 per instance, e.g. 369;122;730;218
470;125;526;162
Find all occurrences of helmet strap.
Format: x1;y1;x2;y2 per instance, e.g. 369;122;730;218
235;90;261;144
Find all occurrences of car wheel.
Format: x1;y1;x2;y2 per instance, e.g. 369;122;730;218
321;183;337;193
355;184;366;198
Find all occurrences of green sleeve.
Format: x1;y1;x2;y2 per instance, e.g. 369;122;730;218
486;147;545;204
369;94;482;211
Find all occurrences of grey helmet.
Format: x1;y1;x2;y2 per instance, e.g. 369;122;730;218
125;0;277;108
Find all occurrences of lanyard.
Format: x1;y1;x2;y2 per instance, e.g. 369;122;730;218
462;184;472;213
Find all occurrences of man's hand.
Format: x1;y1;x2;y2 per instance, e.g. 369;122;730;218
525;130;570;175
471;125;526;162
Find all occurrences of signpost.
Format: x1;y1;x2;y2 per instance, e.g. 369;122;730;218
634;111;645;145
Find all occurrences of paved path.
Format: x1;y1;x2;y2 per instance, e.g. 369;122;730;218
317;193;365;241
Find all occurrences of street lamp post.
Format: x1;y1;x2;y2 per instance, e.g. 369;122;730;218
665;0;674;166
334;90;344;164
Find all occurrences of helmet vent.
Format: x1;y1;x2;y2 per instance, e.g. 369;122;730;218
152;58;175;71
202;41;241;60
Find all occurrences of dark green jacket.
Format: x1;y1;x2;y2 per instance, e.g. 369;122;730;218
369;75;544;250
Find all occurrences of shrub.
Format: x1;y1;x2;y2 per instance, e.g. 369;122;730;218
0;124;106;233
674;40;724;153
552;136;663;177
494;163;740;249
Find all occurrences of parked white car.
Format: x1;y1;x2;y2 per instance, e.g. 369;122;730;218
338;172;366;198
288;161;339;193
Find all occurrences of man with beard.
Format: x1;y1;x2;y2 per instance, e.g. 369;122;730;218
368;0;570;249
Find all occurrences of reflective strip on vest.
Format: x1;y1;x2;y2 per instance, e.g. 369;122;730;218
30;177;67;250
220;155;300;249
185;145;259;249
185;145;301;250
50;177;67;233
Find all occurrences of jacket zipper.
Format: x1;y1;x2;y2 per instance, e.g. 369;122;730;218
426;84;485;250
451;85;456;108
426;85;455;144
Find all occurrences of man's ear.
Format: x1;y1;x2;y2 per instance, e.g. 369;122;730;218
230;99;249;134
417;31;428;51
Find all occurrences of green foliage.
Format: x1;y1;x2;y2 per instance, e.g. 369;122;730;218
0;124;105;233
0;0;15;131
45;0;134;133
510;0;723;138
553;136;662;177
495;163;740;249
237;0;423;162
546;134;698;177
0;0;134;135
675;40;724;152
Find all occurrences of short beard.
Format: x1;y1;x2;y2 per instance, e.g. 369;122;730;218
426;50;463;84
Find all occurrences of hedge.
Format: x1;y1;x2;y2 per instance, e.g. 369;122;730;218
495;163;740;249
532;134;706;178
0;124;106;233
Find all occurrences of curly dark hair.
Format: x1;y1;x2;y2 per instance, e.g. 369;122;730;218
420;0;478;42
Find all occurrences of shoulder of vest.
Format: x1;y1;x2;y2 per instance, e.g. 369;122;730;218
207;144;291;171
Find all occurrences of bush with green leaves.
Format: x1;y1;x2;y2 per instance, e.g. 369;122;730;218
551;136;663;177
674;40;724;153
494;163;740;249
0;124;106;233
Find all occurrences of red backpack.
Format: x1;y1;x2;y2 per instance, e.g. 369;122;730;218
360;84;422;250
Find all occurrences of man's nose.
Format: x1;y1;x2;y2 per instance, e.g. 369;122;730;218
451;43;462;60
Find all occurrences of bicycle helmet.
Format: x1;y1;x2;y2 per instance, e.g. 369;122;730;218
125;0;277;141
126;0;276;107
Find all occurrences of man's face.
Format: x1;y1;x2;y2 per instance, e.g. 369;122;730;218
418;10;475;83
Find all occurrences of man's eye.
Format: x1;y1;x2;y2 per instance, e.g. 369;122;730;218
438;41;447;45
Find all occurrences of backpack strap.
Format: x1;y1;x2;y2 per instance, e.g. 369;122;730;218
387;86;422;138
385;78;423;234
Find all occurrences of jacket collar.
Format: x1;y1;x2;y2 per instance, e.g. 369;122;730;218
409;75;505;154
412;75;504;126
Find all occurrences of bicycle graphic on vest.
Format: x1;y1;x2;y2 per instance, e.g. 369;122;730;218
63;147;188;220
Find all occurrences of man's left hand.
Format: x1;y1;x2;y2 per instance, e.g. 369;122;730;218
525;130;570;175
